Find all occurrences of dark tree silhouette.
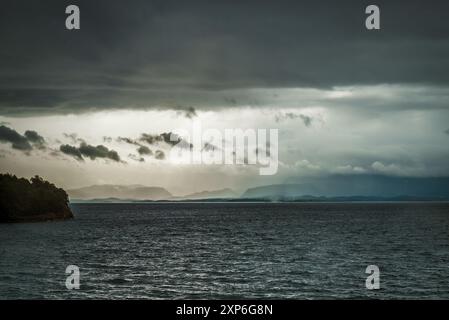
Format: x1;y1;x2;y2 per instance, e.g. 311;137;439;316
0;173;73;223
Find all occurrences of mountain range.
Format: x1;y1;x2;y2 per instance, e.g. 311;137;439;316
68;185;238;201
68;184;172;201
68;175;449;202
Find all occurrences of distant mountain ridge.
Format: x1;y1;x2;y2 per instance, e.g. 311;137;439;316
242;175;449;200
68;175;449;202
68;184;172;201
176;188;238;200
242;184;317;199
68;185;238;201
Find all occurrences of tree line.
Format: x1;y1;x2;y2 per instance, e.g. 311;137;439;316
0;173;73;223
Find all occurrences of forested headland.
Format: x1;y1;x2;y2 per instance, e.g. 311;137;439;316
0;174;73;223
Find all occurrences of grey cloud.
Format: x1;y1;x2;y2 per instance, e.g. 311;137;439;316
445;129;449;135
117;132;191;157
176;106;197;119
49;150;62;158
117;136;157;157
275;112;313;127
120;132;194;158
139;134;164;145
59;142;121;162
160;132;193;149
24;130;46;149
155;150;165;160
137;146;153;156
60;144;83;161
139;132;192;149
1;0;449;115
224;97;237;105
79;143;121;162
299;115;313;127
160;132;180;147
0;125;32;151
117;137;140;145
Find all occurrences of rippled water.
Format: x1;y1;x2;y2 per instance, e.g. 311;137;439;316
1;202;449;299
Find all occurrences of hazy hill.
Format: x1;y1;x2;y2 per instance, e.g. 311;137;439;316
242;184;318;200
241;175;449;200
177;188;238;200
66;175;449;202
68;184;172;201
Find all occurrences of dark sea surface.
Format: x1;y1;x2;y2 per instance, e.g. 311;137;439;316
1;202;449;299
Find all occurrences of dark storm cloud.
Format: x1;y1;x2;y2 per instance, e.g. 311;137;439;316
60;144;83;160
116;136;156;156
117;132;191;157
24;130;46;149
117;132;190;161
0;125;32;151
79;143;121;162
160;133;180;147
0;125;46;151
59;142;121;162
300;115;312;127
176;106;197;119
155;150;165;160
160;132;194;149
275;112;313;127
117;137;140;145
1;0;449;114
137;146;153;156
118;132;192;151
139;132;191;148
139;134;163;145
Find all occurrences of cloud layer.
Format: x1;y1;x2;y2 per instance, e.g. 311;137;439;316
1;0;449;114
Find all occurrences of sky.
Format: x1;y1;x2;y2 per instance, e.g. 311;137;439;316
1;0;449;195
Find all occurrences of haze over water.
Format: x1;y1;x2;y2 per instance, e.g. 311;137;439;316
1;202;449;299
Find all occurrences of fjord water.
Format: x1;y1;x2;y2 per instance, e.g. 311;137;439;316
1;202;449;299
